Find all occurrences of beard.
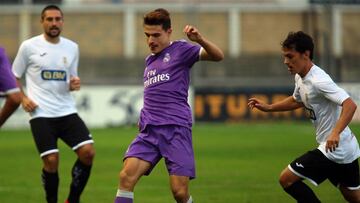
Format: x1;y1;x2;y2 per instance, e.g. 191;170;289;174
45;27;61;38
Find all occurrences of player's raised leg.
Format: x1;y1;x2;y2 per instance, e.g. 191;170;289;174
114;157;151;203
280;167;320;203
170;175;193;203
338;159;360;203
340;186;360;203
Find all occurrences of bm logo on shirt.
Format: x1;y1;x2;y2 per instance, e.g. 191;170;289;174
41;70;67;81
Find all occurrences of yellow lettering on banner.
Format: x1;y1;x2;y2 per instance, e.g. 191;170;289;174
195;95;204;118
271;94;292;118
53;71;65;79
206;95;224;118
226;95;247;118
249;94;269;119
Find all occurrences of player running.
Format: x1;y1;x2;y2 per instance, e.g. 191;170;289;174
114;8;224;203
248;31;360;203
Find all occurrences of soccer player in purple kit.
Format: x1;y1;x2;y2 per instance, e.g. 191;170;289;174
114;8;224;203
0;47;21;128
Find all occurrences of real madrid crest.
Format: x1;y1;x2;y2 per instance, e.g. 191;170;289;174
163;53;170;63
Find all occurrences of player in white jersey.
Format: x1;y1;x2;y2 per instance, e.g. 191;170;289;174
248;31;360;202
12;5;95;203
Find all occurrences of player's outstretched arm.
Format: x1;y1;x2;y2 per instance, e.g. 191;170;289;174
248;96;303;112
183;25;224;61
0;92;21;128
248;98;272;112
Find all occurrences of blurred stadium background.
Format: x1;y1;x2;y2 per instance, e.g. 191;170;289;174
0;0;360;128
0;0;360;202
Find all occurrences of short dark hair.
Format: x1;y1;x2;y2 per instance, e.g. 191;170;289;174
281;31;314;60
143;8;171;31
41;5;63;20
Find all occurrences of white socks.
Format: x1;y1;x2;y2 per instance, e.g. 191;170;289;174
116;189;134;199
116;190;192;202
187;196;193;203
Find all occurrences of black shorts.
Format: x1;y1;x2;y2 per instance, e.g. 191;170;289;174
30;113;94;157
289;149;360;190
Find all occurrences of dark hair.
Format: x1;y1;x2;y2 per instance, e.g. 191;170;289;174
41;5;63;20
143;8;171;31
281;31;314;60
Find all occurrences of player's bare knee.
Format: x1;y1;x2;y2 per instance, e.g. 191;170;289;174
279;168;296;188
119;169;137;189
343;194;360;203
279;174;292;188
350;197;360;203
354;196;360;203
340;186;360;203
347;192;360;203
119;169;128;181
86;147;95;162
171;186;188;202
42;154;59;172
78;145;95;165
172;191;188;203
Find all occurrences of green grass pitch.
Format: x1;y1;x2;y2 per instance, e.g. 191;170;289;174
1;122;359;202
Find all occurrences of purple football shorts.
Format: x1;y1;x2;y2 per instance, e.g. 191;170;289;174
124;124;196;179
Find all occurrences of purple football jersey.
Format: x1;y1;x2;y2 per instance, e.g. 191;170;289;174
0;47;18;95
139;40;201;131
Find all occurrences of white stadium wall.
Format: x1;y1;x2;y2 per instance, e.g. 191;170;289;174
0;84;359;129
1;86;194;129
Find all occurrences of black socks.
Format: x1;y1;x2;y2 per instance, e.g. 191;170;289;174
67;159;92;203
284;181;321;203
42;169;59;203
